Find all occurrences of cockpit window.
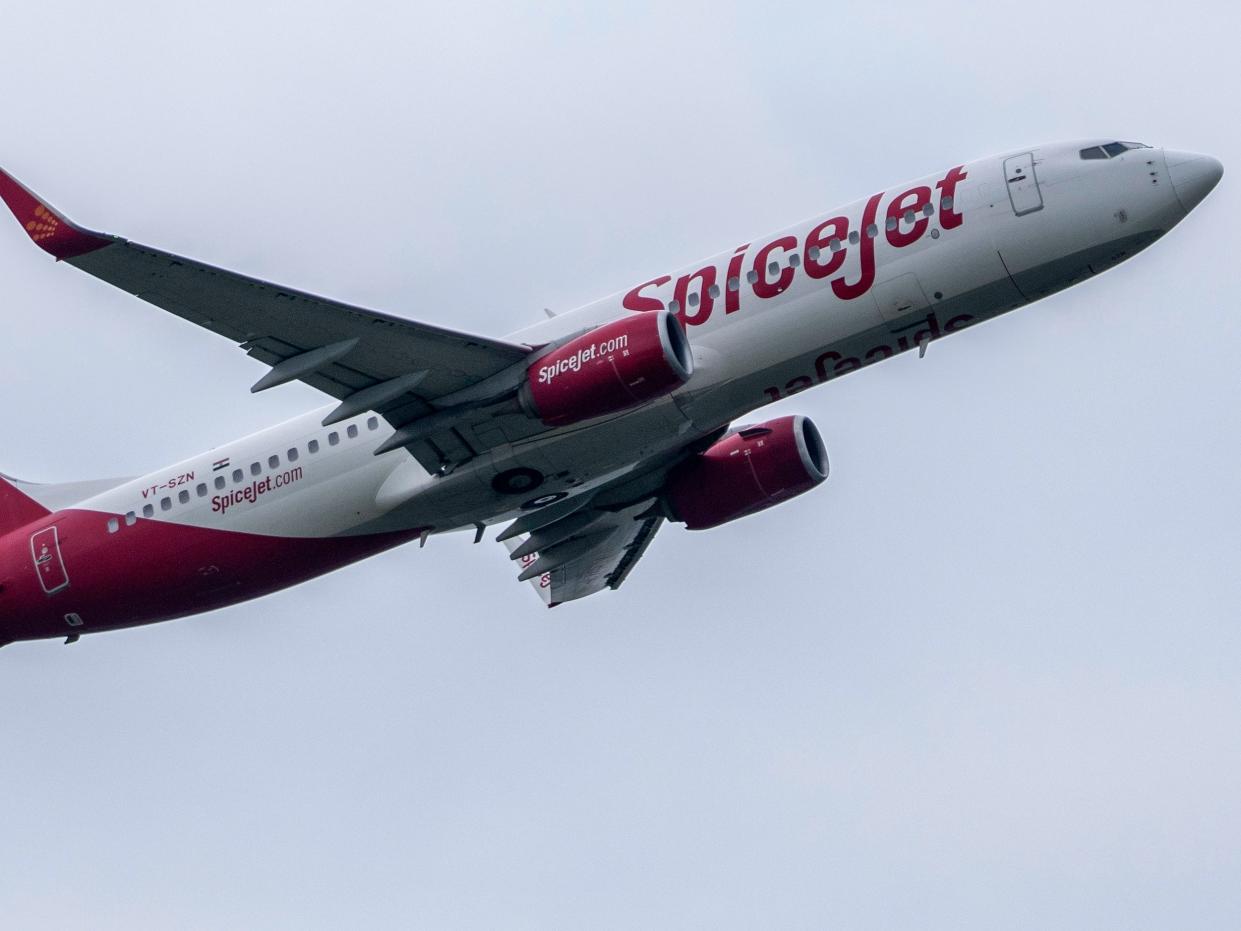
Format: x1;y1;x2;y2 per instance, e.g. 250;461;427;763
1081;141;1151;160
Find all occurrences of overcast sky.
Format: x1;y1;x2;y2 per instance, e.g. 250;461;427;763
1;2;1238;928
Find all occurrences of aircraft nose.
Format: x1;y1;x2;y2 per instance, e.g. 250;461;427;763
1164;150;1224;213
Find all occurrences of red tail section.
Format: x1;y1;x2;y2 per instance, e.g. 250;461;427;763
0;476;50;535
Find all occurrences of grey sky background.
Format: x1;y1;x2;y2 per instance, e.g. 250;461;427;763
1;2;1238;928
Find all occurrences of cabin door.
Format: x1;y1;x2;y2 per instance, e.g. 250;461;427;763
1004;153;1043;216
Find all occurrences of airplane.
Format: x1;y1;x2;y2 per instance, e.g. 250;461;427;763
0;140;1222;645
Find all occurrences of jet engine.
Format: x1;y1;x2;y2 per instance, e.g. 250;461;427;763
521;310;693;427
664;415;828;530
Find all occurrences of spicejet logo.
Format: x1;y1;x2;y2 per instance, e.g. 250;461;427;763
211;466;303;514
623;166;968;327
24;205;60;244
537;333;629;384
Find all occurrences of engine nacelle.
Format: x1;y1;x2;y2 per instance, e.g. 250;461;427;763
522;310;693;427
664;415;829;530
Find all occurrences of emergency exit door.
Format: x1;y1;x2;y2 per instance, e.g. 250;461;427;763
1004;153;1043;216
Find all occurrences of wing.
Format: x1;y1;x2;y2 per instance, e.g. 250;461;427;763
0;167;535;469
498;498;664;606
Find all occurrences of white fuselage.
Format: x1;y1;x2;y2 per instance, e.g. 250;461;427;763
68;140;1197;540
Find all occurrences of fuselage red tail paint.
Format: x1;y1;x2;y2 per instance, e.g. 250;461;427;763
0;476;50;535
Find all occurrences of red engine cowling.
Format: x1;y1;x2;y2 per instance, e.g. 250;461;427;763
664;415;829;530
522;310;693;427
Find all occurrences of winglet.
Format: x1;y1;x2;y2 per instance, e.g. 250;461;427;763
0;168;113;260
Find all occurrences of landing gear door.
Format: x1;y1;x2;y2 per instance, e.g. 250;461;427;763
30;525;69;594
1004;153;1043;216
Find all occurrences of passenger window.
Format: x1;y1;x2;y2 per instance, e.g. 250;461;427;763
707;284;721;299
328;432;340;447
367;417;379;431
787;254;800;268
178;490;190;504
848;231;860;245
829;238;843;252
142;504;154;519
233;468;244;483
250;462;261;476
903;209;916;224
268;455;280;469
308;439;320;454
941;195;954;210
885;216;898;231
214;476;226;490
347;424;359;439
107;517;119;534
125;511;137;526
687;292;699;307
922;203;934;217
746;270;758;284
288;447;299;462
1079;146;1108;160
196;483;207;498
161;497;172;512
865;223;878;239
767;261;779;275
727;276;740;292
807;246;821;261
